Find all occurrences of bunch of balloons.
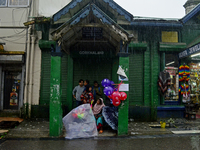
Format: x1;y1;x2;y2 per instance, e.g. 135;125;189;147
101;78;127;107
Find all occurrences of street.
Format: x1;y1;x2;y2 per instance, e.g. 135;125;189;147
0;134;200;150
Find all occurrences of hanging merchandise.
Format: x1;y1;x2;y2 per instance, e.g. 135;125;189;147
179;64;190;82
158;71;171;95
179;83;190;95
178;64;190;103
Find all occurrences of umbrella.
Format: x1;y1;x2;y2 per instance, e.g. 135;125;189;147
102;106;118;130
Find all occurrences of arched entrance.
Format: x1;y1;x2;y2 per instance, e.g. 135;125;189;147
49;2;131;136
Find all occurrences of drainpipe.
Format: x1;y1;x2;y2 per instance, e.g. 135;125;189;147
24;26;31;114
28;35;36;118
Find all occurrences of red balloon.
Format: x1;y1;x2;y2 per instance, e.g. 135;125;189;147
112;91;121;101
120;92;127;101
108;95;112;99
113;99;121;107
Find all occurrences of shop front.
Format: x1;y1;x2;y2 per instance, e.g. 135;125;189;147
177;42;200;119
33;0;195;137
0;53;25;111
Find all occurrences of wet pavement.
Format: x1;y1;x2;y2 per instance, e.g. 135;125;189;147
1;118;200;149
1;134;200;150
129;118;200;136
2;118;200;139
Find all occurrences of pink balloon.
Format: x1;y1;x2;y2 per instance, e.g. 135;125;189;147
112;91;121;101
113;99;121;107
120;92;127;101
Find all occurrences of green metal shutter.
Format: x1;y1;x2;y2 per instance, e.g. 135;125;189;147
61;54;68;105
129;50;144;106
40;51;68;105
73;58;112;89
40;50;51;105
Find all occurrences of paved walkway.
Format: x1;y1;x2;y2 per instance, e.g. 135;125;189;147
1;118;200;139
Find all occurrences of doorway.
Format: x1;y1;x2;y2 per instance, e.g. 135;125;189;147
3;71;21;110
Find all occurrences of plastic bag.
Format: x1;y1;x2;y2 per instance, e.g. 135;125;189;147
63;104;98;139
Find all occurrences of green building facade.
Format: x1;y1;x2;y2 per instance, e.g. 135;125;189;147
26;0;200;124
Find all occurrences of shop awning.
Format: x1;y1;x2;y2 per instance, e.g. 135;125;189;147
178;42;200;59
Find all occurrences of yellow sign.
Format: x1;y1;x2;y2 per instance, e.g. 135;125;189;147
162;31;178;43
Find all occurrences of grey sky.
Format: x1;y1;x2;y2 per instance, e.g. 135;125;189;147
115;0;187;18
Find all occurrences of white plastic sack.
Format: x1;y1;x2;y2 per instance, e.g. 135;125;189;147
63;104;98;139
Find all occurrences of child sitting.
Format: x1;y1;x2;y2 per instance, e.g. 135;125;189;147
92;98;105;134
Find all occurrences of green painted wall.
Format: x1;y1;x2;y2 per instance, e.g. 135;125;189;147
129;50;144;106
143;44;151;107
66;55;73;111
182;20;200;45
40;51;68;105
40;50;51;105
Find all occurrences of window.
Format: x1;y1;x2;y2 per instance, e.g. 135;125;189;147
0;0;29;7
0;0;7;7
8;0;29;7
164;53;179;104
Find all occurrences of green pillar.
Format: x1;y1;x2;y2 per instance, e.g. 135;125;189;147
49;56;62;137
66;55;73;110
150;41;159;121
144;45;151;106
118;57;129;136
160;52;165;105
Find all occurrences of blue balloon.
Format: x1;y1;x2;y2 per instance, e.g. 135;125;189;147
101;79;111;87
103;86;114;96
110;81;115;88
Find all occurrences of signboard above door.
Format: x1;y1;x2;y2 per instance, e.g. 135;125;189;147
82;27;103;39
